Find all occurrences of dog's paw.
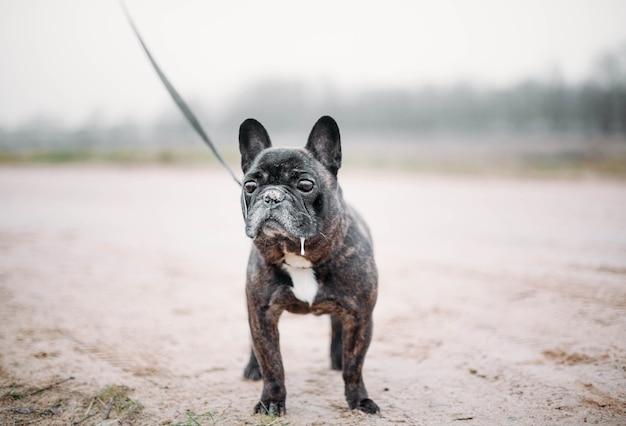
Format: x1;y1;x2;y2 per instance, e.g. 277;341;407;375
353;398;380;414
254;399;286;416
243;363;262;381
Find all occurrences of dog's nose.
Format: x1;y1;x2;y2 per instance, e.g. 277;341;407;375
263;189;285;205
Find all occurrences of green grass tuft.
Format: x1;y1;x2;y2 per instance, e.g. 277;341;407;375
97;385;143;419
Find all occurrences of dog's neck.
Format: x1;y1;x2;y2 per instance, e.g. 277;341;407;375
283;253;312;269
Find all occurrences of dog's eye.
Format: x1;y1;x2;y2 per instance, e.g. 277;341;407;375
244;181;257;194
297;179;314;193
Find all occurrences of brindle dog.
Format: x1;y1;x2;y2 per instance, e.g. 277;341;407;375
239;116;379;416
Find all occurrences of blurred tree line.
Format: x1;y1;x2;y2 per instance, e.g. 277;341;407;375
224;47;626;138
1;46;624;152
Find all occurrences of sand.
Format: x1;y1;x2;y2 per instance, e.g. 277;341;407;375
1;166;625;425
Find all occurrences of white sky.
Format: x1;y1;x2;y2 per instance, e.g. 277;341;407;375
1;0;625;128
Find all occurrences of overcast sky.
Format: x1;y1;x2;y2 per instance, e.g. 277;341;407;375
1;0;625;128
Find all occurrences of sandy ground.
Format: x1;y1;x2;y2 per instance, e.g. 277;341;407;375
1;165;625;425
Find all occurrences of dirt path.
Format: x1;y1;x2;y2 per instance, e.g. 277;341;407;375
1;166;625;425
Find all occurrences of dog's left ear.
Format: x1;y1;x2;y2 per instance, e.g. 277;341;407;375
239;118;272;173
305;116;342;176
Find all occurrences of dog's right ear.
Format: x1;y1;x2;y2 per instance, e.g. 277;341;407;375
239;118;272;173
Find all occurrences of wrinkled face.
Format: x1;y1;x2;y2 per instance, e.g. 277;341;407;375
238;116;344;257
241;147;337;242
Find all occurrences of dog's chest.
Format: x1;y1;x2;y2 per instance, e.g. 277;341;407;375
282;253;318;305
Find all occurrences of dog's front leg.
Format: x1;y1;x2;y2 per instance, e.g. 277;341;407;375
248;302;286;416
341;312;380;414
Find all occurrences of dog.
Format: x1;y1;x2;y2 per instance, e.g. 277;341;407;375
239;116;379;416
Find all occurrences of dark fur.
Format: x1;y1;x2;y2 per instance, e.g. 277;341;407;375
239;116;379;415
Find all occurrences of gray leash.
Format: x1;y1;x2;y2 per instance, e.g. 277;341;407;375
120;0;242;187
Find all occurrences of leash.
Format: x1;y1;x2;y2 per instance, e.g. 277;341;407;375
120;0;242;187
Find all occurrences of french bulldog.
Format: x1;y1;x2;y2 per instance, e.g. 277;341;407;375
239;116;379;416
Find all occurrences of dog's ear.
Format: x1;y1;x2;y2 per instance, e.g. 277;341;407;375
305;116;342;176
239;118;272;173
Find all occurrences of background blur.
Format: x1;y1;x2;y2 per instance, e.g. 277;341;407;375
1;0;625;175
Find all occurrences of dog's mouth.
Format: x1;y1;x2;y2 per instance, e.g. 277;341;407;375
260;219;288;235
247;205;313;237
251;218;309;256
247;216;293;240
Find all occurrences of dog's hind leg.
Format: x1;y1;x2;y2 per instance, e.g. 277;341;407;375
330;314;343;370
243;348;262;380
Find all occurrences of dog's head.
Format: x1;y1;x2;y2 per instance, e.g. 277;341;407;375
239;116;345;261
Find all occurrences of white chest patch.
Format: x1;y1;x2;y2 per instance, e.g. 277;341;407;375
282;253;318;305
